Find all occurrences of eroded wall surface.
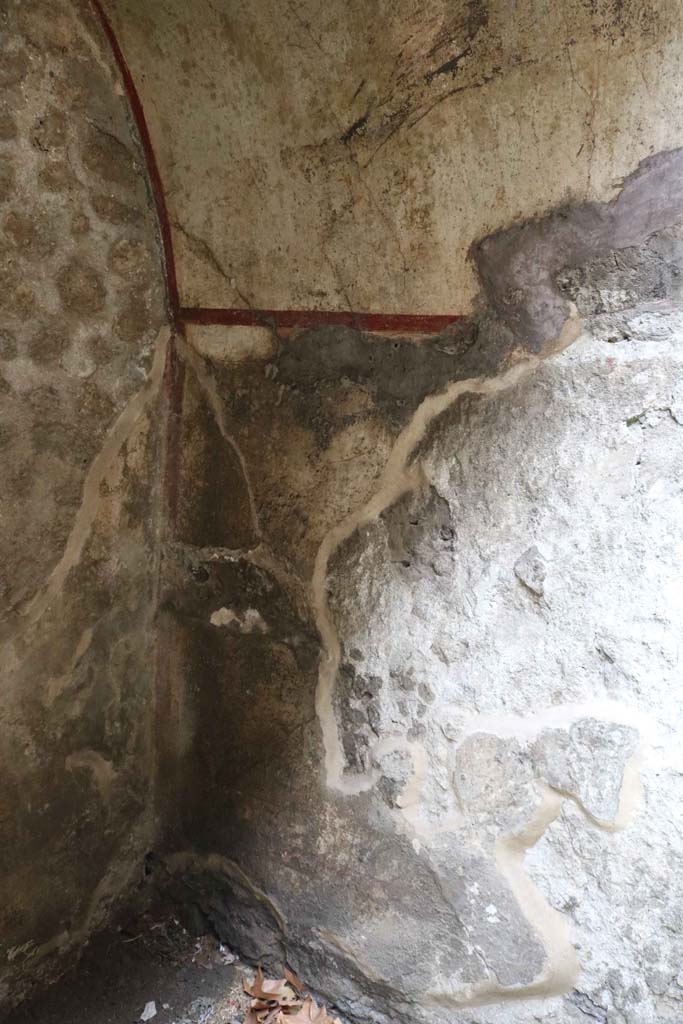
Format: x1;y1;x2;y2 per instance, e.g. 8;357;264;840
325;311;683;1022
0;0;168;1004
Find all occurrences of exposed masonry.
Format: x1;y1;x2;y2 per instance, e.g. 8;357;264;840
308;359;641;1009
313;147;683;798
163;311;683;1024
315;307;683;1020
474;148;683;350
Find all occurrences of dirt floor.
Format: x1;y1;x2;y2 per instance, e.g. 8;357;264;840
1;906;253;1024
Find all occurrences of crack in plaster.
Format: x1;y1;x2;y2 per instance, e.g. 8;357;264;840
177;334;263;544
0;325;171;656
173;221;251;311
363;56;540;168
312;352;565;798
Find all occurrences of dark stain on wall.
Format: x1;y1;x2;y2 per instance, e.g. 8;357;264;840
473;148;683;351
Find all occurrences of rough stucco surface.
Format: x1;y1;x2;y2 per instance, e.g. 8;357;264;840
156;145;683;1022
103;0;683;313
143;6;683;1009
0;0;168;1005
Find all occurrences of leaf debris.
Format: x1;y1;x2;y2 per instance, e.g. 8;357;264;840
242;967;341;1024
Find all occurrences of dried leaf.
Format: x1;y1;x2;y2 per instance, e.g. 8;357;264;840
259;1008;288;1024
286;997;341;1024
242;971;339;1024
246;967;298;1004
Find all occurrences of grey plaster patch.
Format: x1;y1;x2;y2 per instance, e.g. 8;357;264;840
557;228;683;318
474;148;683;350
453;733;540;838
533;718;638;824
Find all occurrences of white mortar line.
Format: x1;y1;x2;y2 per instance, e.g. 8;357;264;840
0;326;171;658
312;355;543;795
178;334;263;543
308;312;658;1008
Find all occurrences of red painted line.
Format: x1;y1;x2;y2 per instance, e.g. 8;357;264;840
162;332;186;533
90;0;180;320
180;306;465;333
90;0;463;339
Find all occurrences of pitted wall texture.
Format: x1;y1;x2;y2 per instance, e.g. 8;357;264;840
325;314;683;1021
159;160;683;1022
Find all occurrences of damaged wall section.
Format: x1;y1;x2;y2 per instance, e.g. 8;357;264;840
159;152;683;1024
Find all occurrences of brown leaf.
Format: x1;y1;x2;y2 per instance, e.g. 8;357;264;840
242;970;340;1024
285;996;341;1024
246;966;298;1004
251;998;301;1011
259;1009;289;1024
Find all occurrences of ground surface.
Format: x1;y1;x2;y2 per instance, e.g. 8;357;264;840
1;907;251;1024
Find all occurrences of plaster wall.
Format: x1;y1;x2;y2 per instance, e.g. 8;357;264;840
0;0;168;1004
164;306;683;1024
104;0;683;314
1;0;683;1022
144;2;683;1020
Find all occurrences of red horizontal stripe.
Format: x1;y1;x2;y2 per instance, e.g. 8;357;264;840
180;306;465;333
